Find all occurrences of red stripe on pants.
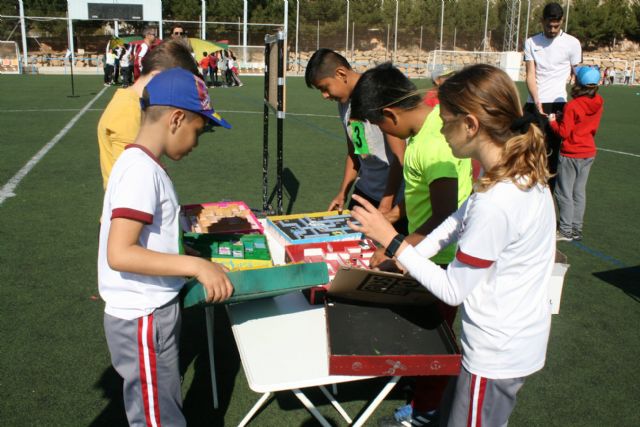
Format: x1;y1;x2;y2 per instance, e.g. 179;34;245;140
138;315;162;427
475;377;488;427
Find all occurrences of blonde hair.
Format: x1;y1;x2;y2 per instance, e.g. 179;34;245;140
438;64;551;192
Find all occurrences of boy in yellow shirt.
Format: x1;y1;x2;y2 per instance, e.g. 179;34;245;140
97;39;200;189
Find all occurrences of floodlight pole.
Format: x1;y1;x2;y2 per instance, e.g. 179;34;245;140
345;0;350;59
295;0;300;71
244;0;249;67
201;0;206;39
18;0;28;69
114;20;119;37
483;0;490;51
393;0;398;62
565;0;570;31
439;0;444;51
283;0;289;37
516;0;521;50
525;0;531;42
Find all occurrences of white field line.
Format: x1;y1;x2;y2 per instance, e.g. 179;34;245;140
598;148;640;158
0;87;109;206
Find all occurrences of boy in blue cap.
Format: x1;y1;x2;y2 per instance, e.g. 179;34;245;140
549;66;603;241
98;67;233;426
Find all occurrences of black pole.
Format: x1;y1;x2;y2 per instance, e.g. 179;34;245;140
276;33;285;215
262;40;270;212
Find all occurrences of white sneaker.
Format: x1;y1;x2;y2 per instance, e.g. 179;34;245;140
556;231;572;242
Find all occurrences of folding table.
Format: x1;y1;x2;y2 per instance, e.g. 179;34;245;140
227;291;401;426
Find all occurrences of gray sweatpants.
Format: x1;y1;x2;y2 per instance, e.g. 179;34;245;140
104;298;185;427
439;366;525;427
555;155;595;235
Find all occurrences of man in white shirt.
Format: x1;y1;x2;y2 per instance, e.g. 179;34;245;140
524;2;581;190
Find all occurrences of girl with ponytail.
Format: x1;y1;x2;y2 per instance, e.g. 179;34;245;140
349;64;556;427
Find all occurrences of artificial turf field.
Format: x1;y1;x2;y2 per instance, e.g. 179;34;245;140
0;74;638;427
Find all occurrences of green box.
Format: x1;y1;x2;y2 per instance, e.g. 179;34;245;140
181;262;330;308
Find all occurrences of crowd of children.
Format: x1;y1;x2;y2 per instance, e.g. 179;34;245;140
199;50;243;87
96;25;604;425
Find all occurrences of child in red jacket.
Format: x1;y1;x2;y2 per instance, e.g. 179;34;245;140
549;66;603;241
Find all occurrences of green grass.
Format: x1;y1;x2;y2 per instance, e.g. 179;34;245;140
0;74;638;426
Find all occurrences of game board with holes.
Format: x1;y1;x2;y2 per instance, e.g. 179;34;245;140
183;232;273;271
181;201;263;234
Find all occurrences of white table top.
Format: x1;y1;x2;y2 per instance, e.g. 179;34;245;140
227;291;373;393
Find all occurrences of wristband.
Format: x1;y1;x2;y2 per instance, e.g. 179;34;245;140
384;233;406;258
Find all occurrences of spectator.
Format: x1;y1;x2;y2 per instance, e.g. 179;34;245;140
104;49;115;86
133;26;157;80
119;44;133;88
227;52;243;87
199;51;210;84
624;67;631;85
171;25;186;39
523;2;581;191
608;67;616;85
209;51;219;85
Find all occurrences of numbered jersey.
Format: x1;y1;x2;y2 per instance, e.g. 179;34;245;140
338;101;400;202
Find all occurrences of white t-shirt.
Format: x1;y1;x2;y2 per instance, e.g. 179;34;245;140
524;31;582;103
136;43;149;72
397;180;556;379
339;101;403;202
119;46;132;68
98;145;184;320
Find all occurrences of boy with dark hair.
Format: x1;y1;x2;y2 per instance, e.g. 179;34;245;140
98;39;201;189
350;63;472;426
550;66;603;241
305;49;407;233
99;67;233;426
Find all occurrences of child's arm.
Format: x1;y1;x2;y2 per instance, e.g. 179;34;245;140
378;134;406;215
549;104;575;140
327;133;360;211
107;218;233;303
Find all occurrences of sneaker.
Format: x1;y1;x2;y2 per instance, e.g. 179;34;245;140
378;405;438;427
556;230;573;242
572;229;583;241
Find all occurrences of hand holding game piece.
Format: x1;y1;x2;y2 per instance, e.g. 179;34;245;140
195;259;234;303
348;194;397;249
327;193;346;212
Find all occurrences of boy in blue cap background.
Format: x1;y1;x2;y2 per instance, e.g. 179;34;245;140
98;67;233;426
549;66;603;241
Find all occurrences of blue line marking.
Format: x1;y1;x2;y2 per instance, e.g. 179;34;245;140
570;241;627;268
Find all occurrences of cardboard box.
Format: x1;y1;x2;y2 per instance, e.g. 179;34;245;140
549;251;570;314
180;262;330;308
325;267;461;376
181;201;263;235
183;233;273;271
266;210;362;246
284;239;377;304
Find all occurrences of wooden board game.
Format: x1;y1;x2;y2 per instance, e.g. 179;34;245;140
285;239;377;304
326;298;461;376
183;233;273;271
266;210;362;245
181;201;263;234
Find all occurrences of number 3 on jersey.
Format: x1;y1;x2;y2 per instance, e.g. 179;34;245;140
350;121;370;155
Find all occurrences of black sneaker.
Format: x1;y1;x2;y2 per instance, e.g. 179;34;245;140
572;229;583;241
556;230;572;242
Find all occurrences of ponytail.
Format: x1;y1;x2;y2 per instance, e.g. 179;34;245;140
475;123;551;192
438;64;552;192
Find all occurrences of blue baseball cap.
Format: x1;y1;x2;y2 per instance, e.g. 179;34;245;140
575;66;600;86
142;67;231;129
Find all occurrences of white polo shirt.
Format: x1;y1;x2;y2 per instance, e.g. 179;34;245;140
524;31;582;103
98;144;184;320
398;180;556;379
